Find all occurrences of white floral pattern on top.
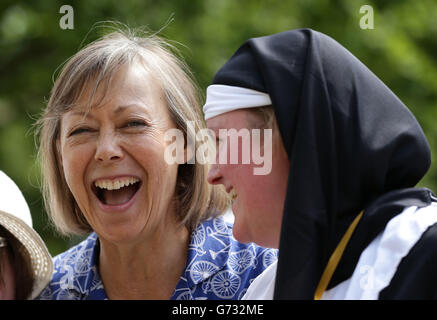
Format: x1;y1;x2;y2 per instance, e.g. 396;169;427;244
36;216;277;300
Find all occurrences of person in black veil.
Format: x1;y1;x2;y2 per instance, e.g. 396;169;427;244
204;28;437;299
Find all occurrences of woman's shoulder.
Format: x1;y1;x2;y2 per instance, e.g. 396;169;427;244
194;215;278;261
181;215;278;299
35;233;103;300
52;233;98;271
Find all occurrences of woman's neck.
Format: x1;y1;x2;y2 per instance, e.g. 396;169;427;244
98;219;190;300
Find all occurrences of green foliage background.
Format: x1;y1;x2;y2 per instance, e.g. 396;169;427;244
1;0;436;255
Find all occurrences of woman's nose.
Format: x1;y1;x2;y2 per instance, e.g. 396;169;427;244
94;133;123;163
207;163;222;185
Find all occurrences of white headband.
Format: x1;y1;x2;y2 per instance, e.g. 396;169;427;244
203;84;272;120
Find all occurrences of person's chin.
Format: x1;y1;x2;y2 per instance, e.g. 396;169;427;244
91;205;145;244
232;215;279;248
96;222;144;244
231;217;253;244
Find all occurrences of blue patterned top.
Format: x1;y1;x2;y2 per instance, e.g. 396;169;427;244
36;217;277;300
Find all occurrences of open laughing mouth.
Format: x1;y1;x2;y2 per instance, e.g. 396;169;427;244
92;176;142;206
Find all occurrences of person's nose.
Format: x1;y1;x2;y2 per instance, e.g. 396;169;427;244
207;163;223;185
94;131;123;163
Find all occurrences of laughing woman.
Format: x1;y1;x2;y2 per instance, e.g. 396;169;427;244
35;29;276;300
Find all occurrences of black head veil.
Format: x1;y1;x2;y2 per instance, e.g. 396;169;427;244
210;29;432;299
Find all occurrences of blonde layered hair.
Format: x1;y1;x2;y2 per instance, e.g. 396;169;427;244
36;28;228;236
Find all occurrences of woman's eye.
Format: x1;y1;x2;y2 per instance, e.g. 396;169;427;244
69;127;91;136
125;120;147;128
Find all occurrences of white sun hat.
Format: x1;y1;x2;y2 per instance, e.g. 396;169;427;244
0;170;53;299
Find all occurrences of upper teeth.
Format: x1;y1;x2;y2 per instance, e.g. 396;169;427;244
95;177;140;190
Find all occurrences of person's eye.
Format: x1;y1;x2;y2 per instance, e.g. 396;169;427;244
124;120;147;128
69;127;91;136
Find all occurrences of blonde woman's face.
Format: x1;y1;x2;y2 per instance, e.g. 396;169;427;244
58;64;180;243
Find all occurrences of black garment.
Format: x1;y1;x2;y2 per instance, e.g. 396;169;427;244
211;29;432;299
